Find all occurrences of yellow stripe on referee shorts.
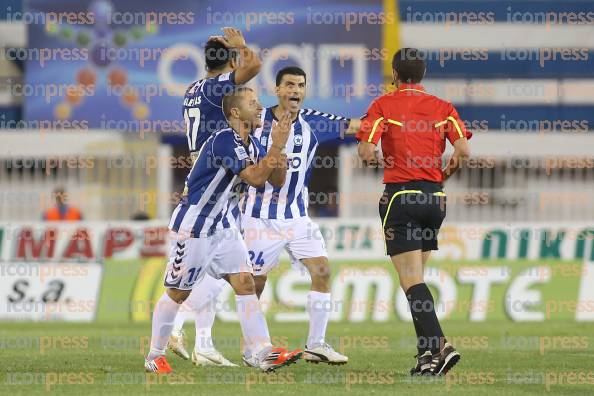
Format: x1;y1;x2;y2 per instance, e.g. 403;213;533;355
381;190;447;253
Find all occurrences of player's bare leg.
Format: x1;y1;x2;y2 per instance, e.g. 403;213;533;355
254;274;267;299
392;250;424;291
225;272;302;372
169;276;236;366
393;250;432;375
145;288;190;373
300;256;348;365
391;250;460;376
422;251;431;271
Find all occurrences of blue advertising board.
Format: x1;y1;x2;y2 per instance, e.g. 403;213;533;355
24;0;388;135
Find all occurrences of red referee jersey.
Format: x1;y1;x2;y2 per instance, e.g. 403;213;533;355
356;83;472;184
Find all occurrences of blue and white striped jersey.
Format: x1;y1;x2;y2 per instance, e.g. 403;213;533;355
183;72;236;155
170;128;266;237
242;107;349;220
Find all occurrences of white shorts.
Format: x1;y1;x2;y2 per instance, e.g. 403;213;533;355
242;215;327;276
163;227;252;290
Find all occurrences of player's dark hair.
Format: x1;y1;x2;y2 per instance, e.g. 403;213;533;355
275;66;306;86
222;86;253;119
204;39;237;71
392;48;426;83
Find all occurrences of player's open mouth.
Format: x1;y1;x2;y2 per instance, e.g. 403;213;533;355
289;97;300;103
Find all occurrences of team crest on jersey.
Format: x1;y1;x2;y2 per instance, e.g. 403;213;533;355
261;136;268;147
293;135;303;146
234;146;249;160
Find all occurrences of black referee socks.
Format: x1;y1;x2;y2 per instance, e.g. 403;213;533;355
411;310;426;355
406;283;446;355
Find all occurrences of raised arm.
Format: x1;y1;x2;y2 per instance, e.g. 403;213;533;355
239;112;291;188
210;27;261;85
267;152;287;187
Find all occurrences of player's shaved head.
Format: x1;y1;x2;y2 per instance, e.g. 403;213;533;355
392;48;426;83
222;87;254;119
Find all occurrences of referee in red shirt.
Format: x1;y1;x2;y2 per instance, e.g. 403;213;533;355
357;48;472;376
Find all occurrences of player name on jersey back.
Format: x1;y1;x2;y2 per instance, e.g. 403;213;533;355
183;96;202;107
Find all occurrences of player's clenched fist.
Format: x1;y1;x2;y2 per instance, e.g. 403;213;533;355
270;111;292;150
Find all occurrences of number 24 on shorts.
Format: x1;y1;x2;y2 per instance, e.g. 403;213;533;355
248;251;265;267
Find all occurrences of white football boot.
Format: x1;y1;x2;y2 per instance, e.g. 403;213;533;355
304;343;348;365
167;329;190;360
192;348;238;367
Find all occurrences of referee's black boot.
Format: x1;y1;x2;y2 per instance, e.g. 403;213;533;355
430;343;461;376
410;351;433;376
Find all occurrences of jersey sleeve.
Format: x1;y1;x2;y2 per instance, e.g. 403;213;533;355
444;104;473;145
252;137;268;161
301;109;350;143
212;131;250;175
204;71;237;107
356;99;386;145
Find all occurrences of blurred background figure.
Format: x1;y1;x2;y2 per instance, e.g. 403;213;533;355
42;186;83;221
131;210;151;220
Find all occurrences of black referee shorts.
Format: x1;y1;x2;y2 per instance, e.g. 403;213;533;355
379;181;446;256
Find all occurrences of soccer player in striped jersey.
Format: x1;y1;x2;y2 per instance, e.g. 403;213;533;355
174;66;361;365
145;87;303;373
183;27;260;159
167;27;261;366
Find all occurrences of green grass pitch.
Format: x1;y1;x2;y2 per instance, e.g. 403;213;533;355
2;321;594;395
2;258;593;395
